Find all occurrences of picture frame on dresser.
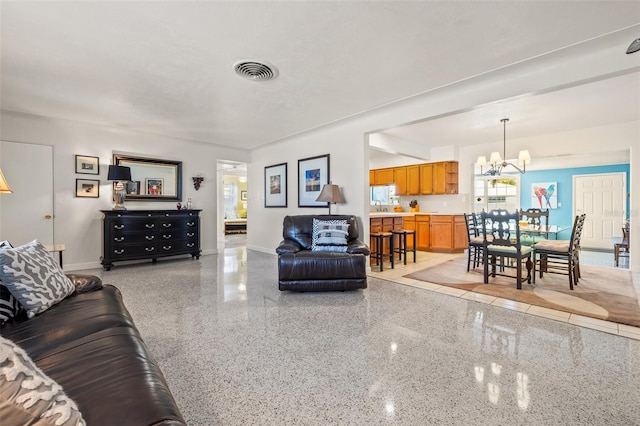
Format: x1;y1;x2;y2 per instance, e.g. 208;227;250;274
298;154;329;208
75;155;99;175
264;162;287;208
75;179;99;198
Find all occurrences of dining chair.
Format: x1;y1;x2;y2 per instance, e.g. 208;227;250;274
464;213;483;271
533;213;586;290
519;208;549;246
481;209;533;290
614;223;630;267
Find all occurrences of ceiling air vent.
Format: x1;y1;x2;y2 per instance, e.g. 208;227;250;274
233;60;279;81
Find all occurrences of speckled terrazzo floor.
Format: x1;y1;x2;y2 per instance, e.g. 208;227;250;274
83;245;640;425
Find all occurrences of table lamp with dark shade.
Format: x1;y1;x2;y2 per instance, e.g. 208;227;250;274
315;183;345;215
107;165;132;210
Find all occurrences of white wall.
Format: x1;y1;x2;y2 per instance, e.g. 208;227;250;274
0;110;249;271
247;26;640;272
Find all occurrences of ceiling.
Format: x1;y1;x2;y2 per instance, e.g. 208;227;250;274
2;1;639;151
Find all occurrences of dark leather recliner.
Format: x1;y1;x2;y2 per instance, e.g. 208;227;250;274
276;215;370;291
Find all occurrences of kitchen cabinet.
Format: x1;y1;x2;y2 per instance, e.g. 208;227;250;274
403;215;416;249
370;214;465;255
369;160;457;195
370;216;404;263
419;163;433;194
433;161;459;194
394;167;407;195
374;168;394;185
430;215;466;253
406;165;420;195
415;215;431;250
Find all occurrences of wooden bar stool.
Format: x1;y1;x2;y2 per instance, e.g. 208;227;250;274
391;229;416;265
370;232;394;271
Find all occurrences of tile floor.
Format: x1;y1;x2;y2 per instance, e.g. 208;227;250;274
82;238;640;425
369;249;640;340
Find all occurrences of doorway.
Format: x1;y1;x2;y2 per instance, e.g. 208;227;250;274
216;160;247;248
574;172;626;250
0;141;54;246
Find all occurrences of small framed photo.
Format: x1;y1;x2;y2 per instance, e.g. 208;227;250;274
145;178;163;195
264;162;287;208
241;190;248;201
298;154;329;208
75;155;99;175
126;181;140;195
76;179;99;198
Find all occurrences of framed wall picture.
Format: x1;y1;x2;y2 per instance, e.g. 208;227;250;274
241;190;248;201
75;179;99;198
75;155;99;175
126;181;140;195
145;178;163;195
264;162;287;208
532;182;558;209
298;154;329;208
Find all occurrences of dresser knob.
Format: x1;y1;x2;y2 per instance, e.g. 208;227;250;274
145;224;155;228
187;232;195;237
114;224;124;230
114;237;124;242
163;223;172;228
145;247;155;252
186;243;195;248
163;234;172;239
162;245;172;250
145;236;155;240
114;249;124;255
187;222;195;227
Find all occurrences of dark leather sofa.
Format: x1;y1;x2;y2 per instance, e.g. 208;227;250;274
1;274;186;426
276;215;370;291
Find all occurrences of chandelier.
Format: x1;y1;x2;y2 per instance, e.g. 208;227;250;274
476;118;531;176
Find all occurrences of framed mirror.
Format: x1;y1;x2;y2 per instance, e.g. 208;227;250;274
113;154;182;201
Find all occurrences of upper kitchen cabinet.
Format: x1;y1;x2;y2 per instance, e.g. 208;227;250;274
421;161;458;195
419;163;433;194
374;168;394;186
433;161;459;194
370;161;457;195
393;167;407;195
406;165;420;195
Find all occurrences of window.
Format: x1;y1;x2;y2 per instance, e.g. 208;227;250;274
473;175;520;212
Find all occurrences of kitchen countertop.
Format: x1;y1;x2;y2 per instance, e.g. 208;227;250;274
369;211;459;217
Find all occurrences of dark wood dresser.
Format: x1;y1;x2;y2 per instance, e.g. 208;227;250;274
101;209;201;270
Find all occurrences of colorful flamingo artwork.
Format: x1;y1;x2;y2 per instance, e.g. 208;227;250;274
532;182;557;209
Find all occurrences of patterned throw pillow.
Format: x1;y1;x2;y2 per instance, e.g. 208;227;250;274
0;336;86;425
0;241;13;249
311;218;349;252
0;285;23;326
0;240;75;318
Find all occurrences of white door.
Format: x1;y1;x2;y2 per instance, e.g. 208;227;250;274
573;173;626;250
0;141;54;246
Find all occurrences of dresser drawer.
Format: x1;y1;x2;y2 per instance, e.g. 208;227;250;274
110;231;157;244
158;229;199;241
109;218;157;232
109;243;158;259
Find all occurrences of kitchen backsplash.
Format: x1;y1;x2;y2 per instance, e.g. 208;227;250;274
370;193;470;214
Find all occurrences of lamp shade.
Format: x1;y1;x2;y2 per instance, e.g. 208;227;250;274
0;168;13;194
107;165;131;181
518;150;531;164
489;151;502;164
315;184;345;204
476;156;487;166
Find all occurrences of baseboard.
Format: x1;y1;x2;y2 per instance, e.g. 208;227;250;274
246;244;277;256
